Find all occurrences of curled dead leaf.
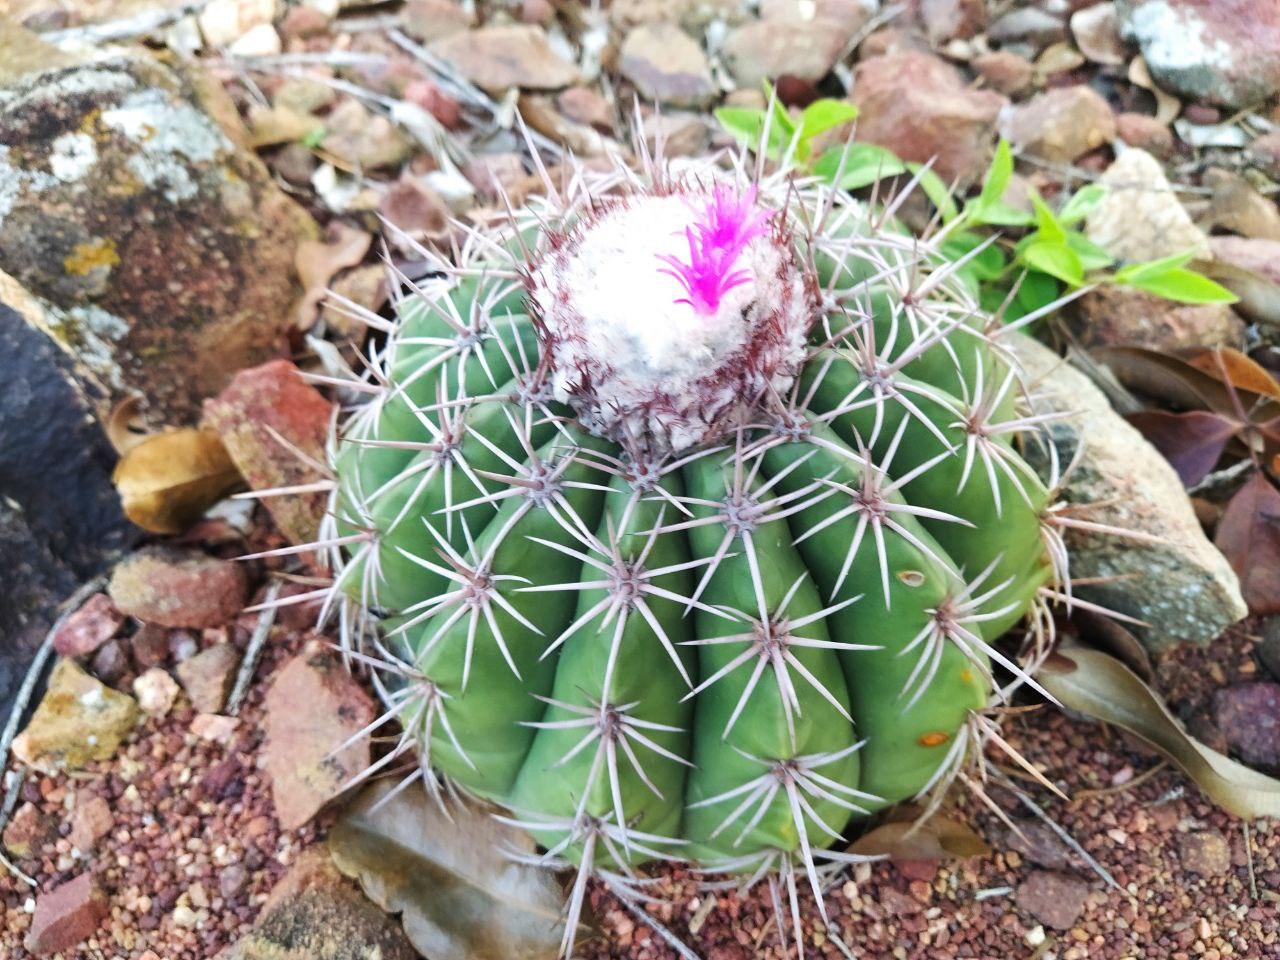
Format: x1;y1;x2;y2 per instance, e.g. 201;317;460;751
112;428;242;534
295;222;373;330
105;395;151;456
1040;642;1280;819
329;780;572;960
1214;471;1280;616
849;806;990;861
1127;55;1180;126
1126;409;1240;486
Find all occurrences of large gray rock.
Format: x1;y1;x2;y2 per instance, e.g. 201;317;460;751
1117;0;1280;109
1008;334;1247;649
0;25;317;427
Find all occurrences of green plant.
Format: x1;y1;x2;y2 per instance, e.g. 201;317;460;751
317;142;1083;952
718;99;1236;323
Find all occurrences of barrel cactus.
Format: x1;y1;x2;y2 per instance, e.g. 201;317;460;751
317;144;1083;950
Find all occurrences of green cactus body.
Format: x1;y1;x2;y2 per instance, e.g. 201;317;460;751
320;156;1068;944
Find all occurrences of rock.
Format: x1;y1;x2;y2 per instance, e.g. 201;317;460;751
619;23;716;108
202;360;334;545
1115;112;1173;157
12;659;139;769
280;4;331;38
133;667;180;716
1000;86;1116;163
427;25;578;92
51;594;123;659
0;285;137;718
1072;2;1128;65
175;643;240;714
1086;149;1210;263
1009;334;1247;648
1178;830;1232;876
641;111;711;158
610;0;743;31
26;873;109;956
1261;617;1280;681
192;712;240;744
852;51;1007;187
403;78;462;129
220;848;417;960
988;7;1067;47
319;98;412;171
971;50;1035;96
1073;285;1244;351
1005;821;1072;871
1203;168;1280;241
1214;683;1280;767
198;0;277;47
108;546;248;629
859;26;930;59
1116;0;1280;109
0;27;319;427
3;802;57;859
401;0;473;42
68;794;113;852
722;18;851;86
917;0;986;44
262;642;375;829
379;173;452;248
557;86;614;132
1014;870;1089;931
129;624;171;669
1205;236;1280;327
1247;132;1280;180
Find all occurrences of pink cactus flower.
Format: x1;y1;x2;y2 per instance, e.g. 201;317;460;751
658;185;774;316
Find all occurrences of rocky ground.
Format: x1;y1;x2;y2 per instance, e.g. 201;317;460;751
2;0;1280;957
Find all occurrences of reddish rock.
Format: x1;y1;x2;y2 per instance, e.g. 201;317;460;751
1117;0;1280;109
52;593;124;659
1005;821;1072;871
3;802;57;859
109;546;248;629
521;0;555;23
128;624;170;669
26;873;108;955
858;27;929;59
262;641;375;829
558;86;614;132
722;17;853;86
401;0;473;42
852;51;1007;187
380;174;452;249
1179;830;1232;876
1001;85;1117;163
1071;1;1127;66
1214;682;1280;767
279;4;329;39
88;639;129;686
619;22;716;108
1116;111;1174;157
202;360;333;545
917;0;986;43
403;77;462;129
1074;285;1244;352
971;50;1035;96
464;152;530;203
427;25;578;92
68;794;113;852
1014;870;1089;931
988;6;1066;46
175;643;240;714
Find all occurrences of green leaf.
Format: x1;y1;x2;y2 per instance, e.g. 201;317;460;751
1065;231;1114;273
813;142;909;189
968;200;1035;227
1112;250;1197;283
798;99;858;142
1030;193;1067;246
908;163;959;222
1121;267;1240;304
1058;184;1107;225
1020;240;1084;286
976;138;1013;214
301;125;327;149
1013;270;1061;317
941;231;1007;281
714;106;789;159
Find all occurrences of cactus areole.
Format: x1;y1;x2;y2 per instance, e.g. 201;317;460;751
323;151;1078;949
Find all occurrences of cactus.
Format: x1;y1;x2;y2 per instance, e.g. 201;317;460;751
314;145;1088;950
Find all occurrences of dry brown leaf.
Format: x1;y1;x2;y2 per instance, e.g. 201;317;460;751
1214;471;1280;616
1128;55;1180;126
849;806;990;861
1040;643;1280;819
329;780;571;960
1184;347;1280;402
112;428;242;534
105;395;151;456
295;222;373;329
